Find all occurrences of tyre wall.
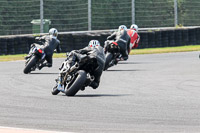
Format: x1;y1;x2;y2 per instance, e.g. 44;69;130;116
0;27;200;55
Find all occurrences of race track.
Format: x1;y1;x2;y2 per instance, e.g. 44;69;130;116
0;51;200;133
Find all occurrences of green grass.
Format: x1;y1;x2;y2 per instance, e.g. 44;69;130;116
130;45;200;55
1;45;200;62
0;54;26;62
0;53;66;62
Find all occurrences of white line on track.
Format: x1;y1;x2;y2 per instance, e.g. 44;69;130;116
0;126;74;133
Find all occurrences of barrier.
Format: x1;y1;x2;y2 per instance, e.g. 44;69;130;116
0;27;200;55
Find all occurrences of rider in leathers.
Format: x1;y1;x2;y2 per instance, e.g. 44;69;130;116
127;24;140;54
105;25;130;61
65;40;105;89
36;28;61;70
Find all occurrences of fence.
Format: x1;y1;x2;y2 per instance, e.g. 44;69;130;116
0;0;200;36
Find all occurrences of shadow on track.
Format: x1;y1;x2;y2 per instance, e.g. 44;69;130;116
106;69;143;72
118;61;155;64
30;72;58;75
74;94;132;97
118;61;142;64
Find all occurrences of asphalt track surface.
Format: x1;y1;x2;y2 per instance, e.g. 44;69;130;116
0;51;200;133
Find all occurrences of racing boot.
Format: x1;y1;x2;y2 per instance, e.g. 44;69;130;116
89;81;99;89
38;62;52;70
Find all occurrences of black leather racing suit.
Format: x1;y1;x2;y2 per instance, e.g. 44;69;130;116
37;35;61;69
66;46;105;89
106;30;130;60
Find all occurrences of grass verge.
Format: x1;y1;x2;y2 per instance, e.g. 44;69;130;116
130;45;200;55
1;45;200;62
0;53;66;62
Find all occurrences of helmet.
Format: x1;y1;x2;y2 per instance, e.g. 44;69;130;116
88;40;100;48
49;28;58;38
130;24;138;32
118;25;127;31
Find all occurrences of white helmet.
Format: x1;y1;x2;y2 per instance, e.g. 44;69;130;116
49;28;58;38
88;40;100;48
130;24;138;32
118;25;127;31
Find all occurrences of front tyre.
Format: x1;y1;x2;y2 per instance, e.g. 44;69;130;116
51;85;60;95
65;70;87;96
23;56;38;74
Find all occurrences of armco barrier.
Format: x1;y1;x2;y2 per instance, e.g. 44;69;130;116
0;27;200;55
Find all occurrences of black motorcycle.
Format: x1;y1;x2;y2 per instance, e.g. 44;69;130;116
23;44;46;74
52;54;98;96
104;40;121;70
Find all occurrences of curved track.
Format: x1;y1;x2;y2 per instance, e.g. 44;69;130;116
0;51;200;133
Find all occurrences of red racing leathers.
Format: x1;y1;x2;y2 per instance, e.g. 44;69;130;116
127;29;140;54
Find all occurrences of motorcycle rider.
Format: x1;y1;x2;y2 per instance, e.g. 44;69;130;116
26;28;61;70
64;40;105;89
105;25;130;61
127;24;140;54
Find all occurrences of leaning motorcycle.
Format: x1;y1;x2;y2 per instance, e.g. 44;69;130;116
104;40;121;70
52;54;98;96
23;44;46;74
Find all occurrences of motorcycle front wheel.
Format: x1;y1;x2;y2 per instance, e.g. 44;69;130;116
23;56;38;74
51;85;60;95
65;70;87;96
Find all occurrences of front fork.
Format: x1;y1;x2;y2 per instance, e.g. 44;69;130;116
56;72;71;92
56;75;65;91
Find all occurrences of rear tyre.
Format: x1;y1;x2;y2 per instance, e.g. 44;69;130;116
104;52;113;71
65;70;87;96
23;56;38;74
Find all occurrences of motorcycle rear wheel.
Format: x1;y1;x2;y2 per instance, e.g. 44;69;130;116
104;52;113;71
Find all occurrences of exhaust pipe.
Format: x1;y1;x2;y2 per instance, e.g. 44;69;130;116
87;74;95;82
